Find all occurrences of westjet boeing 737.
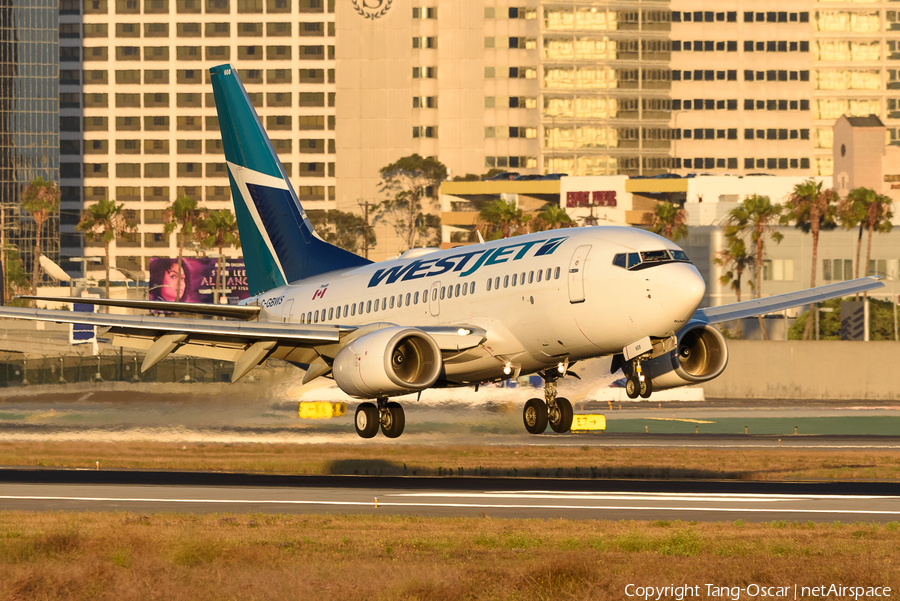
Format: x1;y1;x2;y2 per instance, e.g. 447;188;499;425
0;65;884;439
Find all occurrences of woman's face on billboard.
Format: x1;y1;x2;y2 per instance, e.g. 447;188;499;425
161;265;185;301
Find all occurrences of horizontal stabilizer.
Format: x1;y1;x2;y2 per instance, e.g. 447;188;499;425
696;277;884;324
17;296;260;320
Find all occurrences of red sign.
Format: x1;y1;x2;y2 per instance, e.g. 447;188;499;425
566;191;617;208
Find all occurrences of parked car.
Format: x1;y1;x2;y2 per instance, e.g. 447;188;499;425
483;171;520;181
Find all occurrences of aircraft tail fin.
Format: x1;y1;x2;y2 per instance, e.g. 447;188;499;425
209;64;371;296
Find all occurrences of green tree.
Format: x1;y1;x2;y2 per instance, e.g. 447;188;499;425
861;192;893;299
715;235;754;338
163;196;206;301
789;297;899;341
2;247;31;307
479;198;531;239
723;195;783;340
377;154;447;251
20;176;61;299
76;198;138;299
307;209;376;256
837;188;869;287
642;201;687;241
783;179;838;339
533;203;572;232
198;209;241;305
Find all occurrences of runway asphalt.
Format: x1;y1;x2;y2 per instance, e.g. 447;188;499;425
2;469;899;523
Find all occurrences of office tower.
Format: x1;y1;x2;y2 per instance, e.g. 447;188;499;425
58;0;336;276
0;0;60;288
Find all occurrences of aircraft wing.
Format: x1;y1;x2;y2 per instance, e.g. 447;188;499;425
695;277;884;325
17;295;260;320
0;305;487;382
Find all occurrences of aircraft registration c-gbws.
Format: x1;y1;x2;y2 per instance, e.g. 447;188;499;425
1;65;884;440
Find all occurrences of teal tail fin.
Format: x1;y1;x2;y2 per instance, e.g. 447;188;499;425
209;64;371;296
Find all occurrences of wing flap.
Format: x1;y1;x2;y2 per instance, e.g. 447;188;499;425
697;277;884;324
0;306;341;344
17;296;260;320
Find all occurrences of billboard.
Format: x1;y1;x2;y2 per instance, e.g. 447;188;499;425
148;257;249;305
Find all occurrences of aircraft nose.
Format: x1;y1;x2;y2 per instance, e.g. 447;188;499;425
657;263;706;322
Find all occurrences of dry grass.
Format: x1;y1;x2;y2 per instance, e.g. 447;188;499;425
0;512;897;601
2;441;900;481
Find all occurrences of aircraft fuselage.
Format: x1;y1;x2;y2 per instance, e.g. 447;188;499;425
253;225;706;386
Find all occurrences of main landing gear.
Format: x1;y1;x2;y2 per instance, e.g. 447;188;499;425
355;397;405;439
523;374;573;435
625;358;653;400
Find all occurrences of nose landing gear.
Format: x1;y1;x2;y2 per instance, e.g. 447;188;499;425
522;372;574;435
625;358;653;399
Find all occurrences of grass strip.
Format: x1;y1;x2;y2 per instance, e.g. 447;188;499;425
2;441;900;481
1;512;898;601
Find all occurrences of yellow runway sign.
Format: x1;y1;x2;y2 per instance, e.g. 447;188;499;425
299;402;347;420
571;414;606;432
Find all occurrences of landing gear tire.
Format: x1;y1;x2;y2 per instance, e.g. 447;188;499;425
625;375;640;399
639;374;653;399
381;401;405;439
548;397;573;433
355;402;379;438
523;398;548;434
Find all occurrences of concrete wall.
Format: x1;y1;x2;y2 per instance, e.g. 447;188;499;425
699;340;900;400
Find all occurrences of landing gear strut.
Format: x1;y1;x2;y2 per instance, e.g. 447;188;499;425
625;358;653;399
355;397;405;438
522;371;573;435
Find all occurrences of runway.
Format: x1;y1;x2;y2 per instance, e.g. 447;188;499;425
2;470;899;522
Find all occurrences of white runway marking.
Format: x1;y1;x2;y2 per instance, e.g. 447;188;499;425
2;495;899;515
398;491;898;503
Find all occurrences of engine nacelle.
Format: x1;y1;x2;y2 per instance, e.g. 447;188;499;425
626;322;729;391
332;327;442;398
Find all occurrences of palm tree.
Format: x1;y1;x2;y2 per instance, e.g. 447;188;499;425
642;201;687;241
837;188;870;299
198;209;241;304
716;235;754;338
20;177;61;300
163;196;206;302
533;203;572;232
479;199;530;238
76;199;137;299
723;195;783;340
783;179;838;339
861;192;894;299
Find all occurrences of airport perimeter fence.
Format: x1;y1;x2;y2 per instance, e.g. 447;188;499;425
0;350;289;388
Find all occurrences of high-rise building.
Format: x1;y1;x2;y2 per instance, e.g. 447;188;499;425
0;0;60;288
58;0;337;277
61;0;900;266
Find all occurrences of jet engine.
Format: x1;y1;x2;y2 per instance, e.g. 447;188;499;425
332;327;442;398
624;322;729;391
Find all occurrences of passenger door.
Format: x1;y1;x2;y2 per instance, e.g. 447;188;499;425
567;245;591;303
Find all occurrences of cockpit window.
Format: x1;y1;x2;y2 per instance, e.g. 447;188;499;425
613;249;692;271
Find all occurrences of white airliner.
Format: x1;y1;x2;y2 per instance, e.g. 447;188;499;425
0;65;883;439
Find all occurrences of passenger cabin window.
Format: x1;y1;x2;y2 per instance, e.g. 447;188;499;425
554;267;561;279
537;270;543;282
503;275;509;288
512;274;517;286
455;284;461;296
495;276;500;289
487;278;492;291
374;299;380;311
545;268;551;280
329;307;334;320
528;271;534;283
613;249;693;271
470;282;475;294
